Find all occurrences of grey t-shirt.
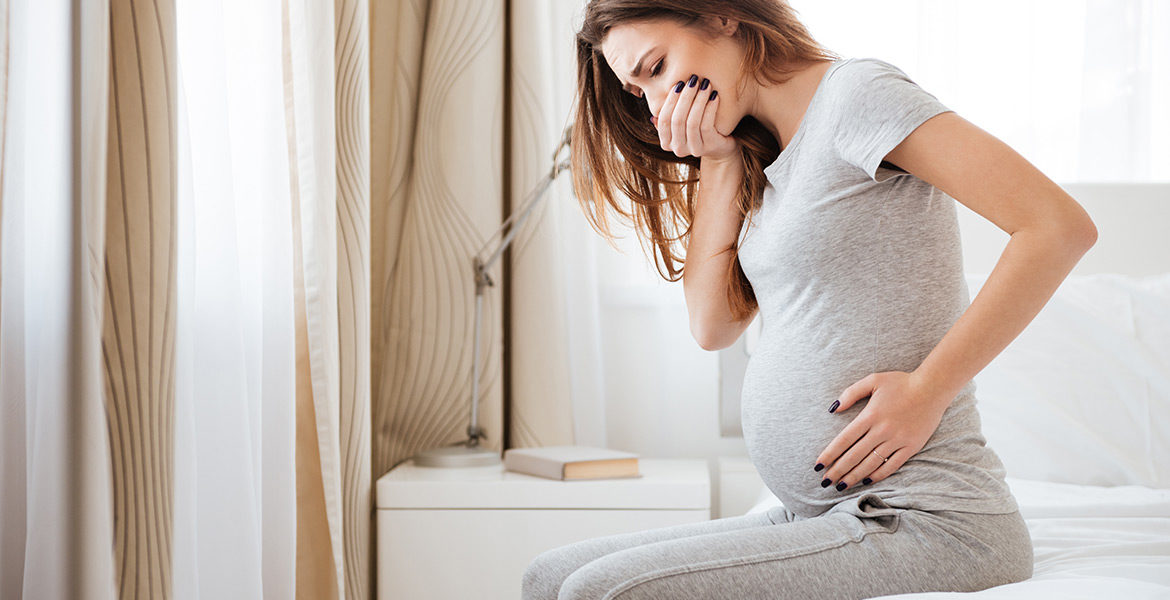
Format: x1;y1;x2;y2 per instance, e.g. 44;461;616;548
736;57;1020;518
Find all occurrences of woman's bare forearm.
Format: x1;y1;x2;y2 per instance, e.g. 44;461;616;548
683;154;755;350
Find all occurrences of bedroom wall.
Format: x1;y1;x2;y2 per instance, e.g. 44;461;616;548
957;183;1170;277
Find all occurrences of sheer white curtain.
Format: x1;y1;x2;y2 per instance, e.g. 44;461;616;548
1;0;366;597
507;0;610;449
0;0;116;596
174;0;296;597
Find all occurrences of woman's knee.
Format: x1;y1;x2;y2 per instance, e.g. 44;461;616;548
522;544;588;600
555;548;683;600
555;557;627;600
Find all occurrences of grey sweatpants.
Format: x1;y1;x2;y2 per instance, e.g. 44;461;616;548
521;492;1033;600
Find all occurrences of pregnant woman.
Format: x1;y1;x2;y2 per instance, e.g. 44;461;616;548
524;1;1097;599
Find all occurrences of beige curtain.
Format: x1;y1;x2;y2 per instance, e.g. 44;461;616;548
368;0;597;473
2;0;591;597
370;0;507;475
284;0;372;596
1;0;370;597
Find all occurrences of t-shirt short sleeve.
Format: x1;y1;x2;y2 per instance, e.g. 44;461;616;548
831;58;952;183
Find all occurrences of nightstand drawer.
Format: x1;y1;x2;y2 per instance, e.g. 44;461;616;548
375;457;710;600
378;507;708;600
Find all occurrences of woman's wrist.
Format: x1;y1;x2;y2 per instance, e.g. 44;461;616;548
700;148;741;171
697;150;744;212
699;151;743;188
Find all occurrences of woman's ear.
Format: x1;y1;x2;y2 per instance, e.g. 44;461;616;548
718;16;739;36
703;15;739;37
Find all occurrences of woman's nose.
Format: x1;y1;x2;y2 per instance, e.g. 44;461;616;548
647;96;665;121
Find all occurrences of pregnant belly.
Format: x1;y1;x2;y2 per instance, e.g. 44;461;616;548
741;373;866;518
738;332;948;519
739;339;1007;519
739;339;876;518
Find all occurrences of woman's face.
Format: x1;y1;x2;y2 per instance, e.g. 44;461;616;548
600;16;747;137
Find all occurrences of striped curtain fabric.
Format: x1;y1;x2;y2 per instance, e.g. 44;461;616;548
0;0;594;597
0;0;375;597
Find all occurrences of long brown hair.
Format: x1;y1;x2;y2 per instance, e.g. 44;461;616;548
572;0;839;322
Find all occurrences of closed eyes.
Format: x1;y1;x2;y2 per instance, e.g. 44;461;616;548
629;59;664;98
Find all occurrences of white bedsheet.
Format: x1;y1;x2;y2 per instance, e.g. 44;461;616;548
746;477;1170;599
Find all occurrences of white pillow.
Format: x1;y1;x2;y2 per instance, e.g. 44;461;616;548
966;272;1170;488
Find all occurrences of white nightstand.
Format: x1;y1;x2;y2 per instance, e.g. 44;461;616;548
376;457;710;600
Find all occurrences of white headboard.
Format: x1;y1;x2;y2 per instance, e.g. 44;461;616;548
719;182;1170;438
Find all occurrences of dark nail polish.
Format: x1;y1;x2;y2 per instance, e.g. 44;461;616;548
814;463;824;472
700;78;710;90
836;481;848;491
821;478;832;488
863;478;873;486
674;81;685;93
828;400;840;413
708;90;717;101
687;74;698;88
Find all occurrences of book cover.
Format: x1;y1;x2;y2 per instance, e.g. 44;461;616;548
504;445;642;481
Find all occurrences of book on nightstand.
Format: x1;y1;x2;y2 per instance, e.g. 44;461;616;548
503;445;643;481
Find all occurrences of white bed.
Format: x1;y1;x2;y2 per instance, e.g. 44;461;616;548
746;476;1170;599
724;183;1170;598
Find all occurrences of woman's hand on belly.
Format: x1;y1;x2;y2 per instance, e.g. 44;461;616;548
813;370;952;492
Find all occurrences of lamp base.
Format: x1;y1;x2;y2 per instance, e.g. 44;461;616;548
412;443;502;468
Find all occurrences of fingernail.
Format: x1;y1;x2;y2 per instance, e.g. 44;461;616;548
863;478;873;486
699;78;710;90
674;81;685;93
708;90;717;101
814;463;824;472
836;481;848;491
828;400;840;413
821;478;832;488
687;74;698;88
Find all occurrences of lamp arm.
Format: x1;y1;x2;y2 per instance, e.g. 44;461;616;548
475;162;569;282
474;123;572;276
466;125;572;448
